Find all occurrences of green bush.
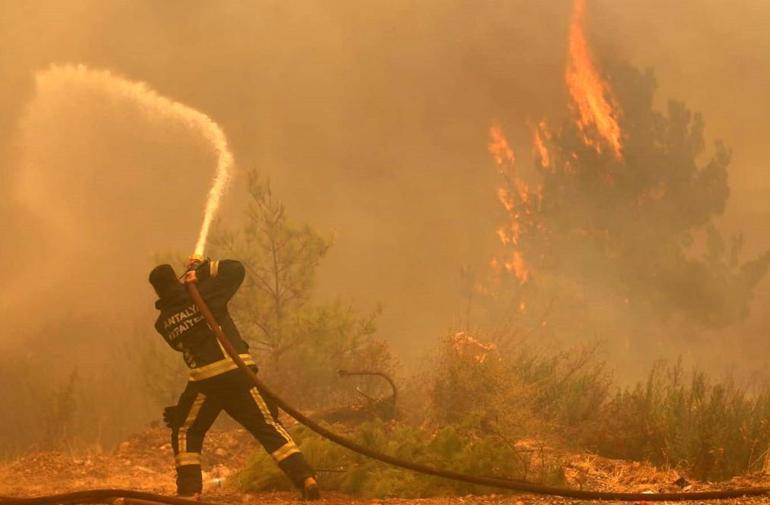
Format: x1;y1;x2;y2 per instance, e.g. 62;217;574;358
235;421;565;498
583;359;770;481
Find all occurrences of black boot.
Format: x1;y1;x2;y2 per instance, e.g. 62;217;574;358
302;476;321;501
177;465;203;497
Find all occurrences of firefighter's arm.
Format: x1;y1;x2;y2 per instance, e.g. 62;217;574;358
189;259;245;302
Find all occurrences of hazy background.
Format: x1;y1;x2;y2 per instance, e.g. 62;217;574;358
1;0;769;446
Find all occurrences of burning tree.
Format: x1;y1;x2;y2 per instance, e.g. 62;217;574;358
484;0;770;350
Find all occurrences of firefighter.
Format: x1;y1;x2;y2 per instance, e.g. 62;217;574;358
149;257;320;499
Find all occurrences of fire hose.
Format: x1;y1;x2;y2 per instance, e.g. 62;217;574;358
182;284;770;502
3;283;770;504
0;490;220;505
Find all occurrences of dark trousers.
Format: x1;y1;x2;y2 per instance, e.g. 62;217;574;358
171;368;314;495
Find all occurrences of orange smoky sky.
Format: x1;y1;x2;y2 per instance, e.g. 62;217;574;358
0;0;769;372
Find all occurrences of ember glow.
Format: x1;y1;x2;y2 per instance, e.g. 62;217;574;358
565;0;623;159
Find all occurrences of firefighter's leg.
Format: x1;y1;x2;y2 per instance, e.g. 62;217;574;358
171;382;222;496
223;384;315;489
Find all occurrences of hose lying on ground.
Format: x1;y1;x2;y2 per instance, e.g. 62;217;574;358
0;489;220;505
183;283;770;502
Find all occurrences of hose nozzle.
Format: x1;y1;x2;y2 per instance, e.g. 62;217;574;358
186;254;207;269
177;254;209;280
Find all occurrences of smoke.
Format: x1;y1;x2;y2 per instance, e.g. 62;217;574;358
0;61;241;433
5;64;235;330
19;64;233;259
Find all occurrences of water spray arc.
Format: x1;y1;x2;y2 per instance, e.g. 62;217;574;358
32;64;234;256
192;133;233;257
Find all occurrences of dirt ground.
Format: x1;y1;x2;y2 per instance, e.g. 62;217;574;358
2;426;770;505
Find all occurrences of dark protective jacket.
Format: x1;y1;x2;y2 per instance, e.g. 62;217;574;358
154;259;255;381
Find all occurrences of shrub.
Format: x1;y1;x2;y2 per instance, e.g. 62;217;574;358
429;331;611;442
583;359;770;481
235;422;563;498
427;333;770;482
235;421;565;498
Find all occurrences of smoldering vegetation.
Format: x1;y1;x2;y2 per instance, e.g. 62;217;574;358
1;0;770;487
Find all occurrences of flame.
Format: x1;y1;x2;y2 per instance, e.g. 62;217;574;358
565;0;623;159
452;332;498;364
483;0;625;293
515;178;530;205
496;227;510;245
487;126;531;285
497;187;515;212
532;121;551;170
488;125;515;172
505;250;529;285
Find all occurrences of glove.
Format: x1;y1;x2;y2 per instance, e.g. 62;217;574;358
185;255;208;270
163;405;178;429
183;257;213;284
